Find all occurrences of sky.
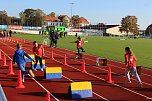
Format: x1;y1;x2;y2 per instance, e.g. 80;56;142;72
0;0;152;29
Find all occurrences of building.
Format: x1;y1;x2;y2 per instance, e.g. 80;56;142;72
58;15;71;22
58;15;71;27
106;25;127;35
43;16;62;27
78;17;89;27
10;17;21;25
145;24;152;36
81;23;128;36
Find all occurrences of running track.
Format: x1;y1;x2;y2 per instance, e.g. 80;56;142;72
0;37;152;101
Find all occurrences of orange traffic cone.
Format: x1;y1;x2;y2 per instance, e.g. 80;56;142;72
3;55;8;66
0;50;2;60
107;67;113;83
46;92;51;101
51;50;54;60
63;54;67;65
7;60;15;75
81;60;86;73
16;70;25;88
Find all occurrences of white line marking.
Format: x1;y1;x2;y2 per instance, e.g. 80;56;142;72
0;41;60;101
28;74;59;101
1;40;109;101
3;38;152;100
46;49;152;87
62;75;109;101
59;47;152;71
54;59;152;100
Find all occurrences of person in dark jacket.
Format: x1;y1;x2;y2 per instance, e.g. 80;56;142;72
9;30;12;37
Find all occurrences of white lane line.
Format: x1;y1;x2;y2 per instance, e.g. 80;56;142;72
49;47;152;82
1;40;109;101
28;74;59;101
62;76;109;101
45;49;152;87
0;49;12;60
59;47;152;71
0;41;60;101
54;59;152;100
56;47;152;72
4;39;152;100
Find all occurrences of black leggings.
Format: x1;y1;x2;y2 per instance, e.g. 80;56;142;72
34;56;43;69
77;47;84;56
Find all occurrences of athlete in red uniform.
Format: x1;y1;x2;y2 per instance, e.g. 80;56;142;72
74;36;86;59
124;47;142;87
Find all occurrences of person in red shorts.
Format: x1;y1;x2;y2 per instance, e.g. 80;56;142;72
74;36;87;59
124;47;142;87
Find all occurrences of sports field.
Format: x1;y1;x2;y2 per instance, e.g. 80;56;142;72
13;33;152;68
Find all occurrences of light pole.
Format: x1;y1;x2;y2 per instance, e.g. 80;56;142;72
70;3;74;18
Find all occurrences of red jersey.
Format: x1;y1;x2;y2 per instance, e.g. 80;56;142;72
33;46;38;55
124;53;136;67
33;46;44;57
37;47;44;57
75;40;84;48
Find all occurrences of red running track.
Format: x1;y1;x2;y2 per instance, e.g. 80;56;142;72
0;37;152;101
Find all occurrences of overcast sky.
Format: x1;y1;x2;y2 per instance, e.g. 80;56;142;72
0;0;152;29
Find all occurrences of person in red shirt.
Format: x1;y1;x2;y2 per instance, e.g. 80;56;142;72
33;41;44;71
74;36;86;59
124;47;142;87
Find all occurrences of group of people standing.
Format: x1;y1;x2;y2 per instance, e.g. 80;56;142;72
49;30;59;48
0;30;12;37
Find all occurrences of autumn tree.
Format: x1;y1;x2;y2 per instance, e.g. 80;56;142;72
62;17;69;28
48;12;56;17
71;15;79;28
119;15;139;35
0;10;11;25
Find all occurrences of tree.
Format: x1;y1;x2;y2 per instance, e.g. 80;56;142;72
48;12;56;17
0;10;11;25
71;15;79;28
62;17;69;28
19;9;45;26
119;15;139;35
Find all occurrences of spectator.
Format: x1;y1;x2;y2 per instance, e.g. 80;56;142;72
9;30;12;37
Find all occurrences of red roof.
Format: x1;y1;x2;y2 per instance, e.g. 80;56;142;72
44;16;58;22
78;17;89;24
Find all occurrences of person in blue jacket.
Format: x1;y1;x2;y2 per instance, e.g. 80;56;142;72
13;43;35;82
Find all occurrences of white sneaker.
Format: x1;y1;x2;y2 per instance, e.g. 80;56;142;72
34;69;37;71
41;68;43;71
22;79;24;82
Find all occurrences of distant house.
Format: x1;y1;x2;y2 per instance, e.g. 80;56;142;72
58;15;71;22
43;16;62;27
78;17;89;27
58;15;71;27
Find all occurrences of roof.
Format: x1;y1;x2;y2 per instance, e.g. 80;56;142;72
58;15;70;20
78;17;89;24
44;16;59;22
80;24;119;30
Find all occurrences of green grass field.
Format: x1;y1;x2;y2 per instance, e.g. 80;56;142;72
13;33;152;68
